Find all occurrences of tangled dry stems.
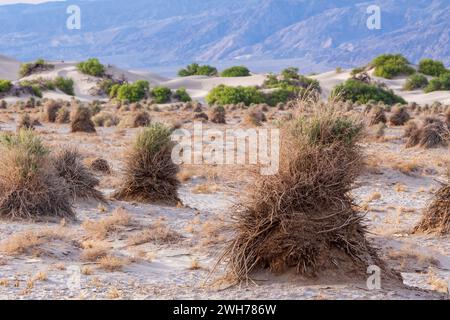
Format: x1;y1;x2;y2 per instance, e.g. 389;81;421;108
0;130;74;220
52;148;104;202
113;123;180;205
218;103;380;282
414;170;450;235
71;105;96;133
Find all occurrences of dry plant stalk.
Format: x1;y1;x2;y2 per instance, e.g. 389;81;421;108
218;100;381;282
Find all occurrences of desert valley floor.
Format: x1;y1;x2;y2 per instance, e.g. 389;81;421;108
0;56;449;300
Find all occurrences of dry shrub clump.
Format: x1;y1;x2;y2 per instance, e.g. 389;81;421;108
414;170;450;235
405;118;449;149
219;104;380;282
41;100;61;123
113;123;180;204
389;105;410;126
0;130;74;220
85;157;111;174
92;111;120;127
71;105;96;133
367;105;386;126
445;109;450;125
243;107;266;126
55;107;70;124
17;114;34;131
209;106;226;124
52;148;104;201
119;111;151;128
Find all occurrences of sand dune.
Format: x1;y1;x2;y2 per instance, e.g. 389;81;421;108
1;55;449;105
0;55;21;81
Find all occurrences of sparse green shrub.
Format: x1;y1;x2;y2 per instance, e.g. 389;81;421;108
0;80;12;93
221;66;250;77
206;85;265;106
109;83;121;99
173;87;191;102
403;74;429;91
54;77;75;96
332;79;406;105
151;86;172;104
281;67;301;80
30;85;42;98
77;58;105;77
178;63;218;77
20;78;55;91
372;54;415;79
418;59;447;77
115;80;149;102
264;68;321;94
19;59;54;77
264;88;296;106
98;79;117;95
425;72;450;93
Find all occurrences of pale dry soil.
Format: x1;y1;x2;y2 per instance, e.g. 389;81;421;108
0;111;449;300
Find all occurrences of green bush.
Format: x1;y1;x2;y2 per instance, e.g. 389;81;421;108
403;74;429;91
173;87;191;102
77;58;105;77
206;85;265;106
178;63;218;77
220;66;250;77
115;80;149;102
98;79;115;95
331;79;406;105
0;80;12;93
19;59;54;77
264;68;320;93
281;67;301;80
31;85;43;98
109;84;121;99
418;59;447;77
424;72;450;93
54;77;75;96
151;86;172;104
20;78;56;95
372;54;415;79
264;88;296;106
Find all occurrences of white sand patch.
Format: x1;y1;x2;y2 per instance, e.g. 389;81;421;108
0;55;20;81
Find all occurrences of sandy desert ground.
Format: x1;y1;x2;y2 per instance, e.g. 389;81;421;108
0;55;449;300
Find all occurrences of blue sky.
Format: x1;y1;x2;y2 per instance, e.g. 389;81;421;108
0;0;64;5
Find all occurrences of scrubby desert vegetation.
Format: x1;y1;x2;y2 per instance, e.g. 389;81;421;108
0;53;449;300
178;63;218;77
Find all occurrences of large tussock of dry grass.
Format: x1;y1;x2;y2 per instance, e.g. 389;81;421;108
113;123;180;205
414;170;450;235
219;103;381;282
52;148;104;202
405;118;450;149
71;105;96;133
0;130;74;220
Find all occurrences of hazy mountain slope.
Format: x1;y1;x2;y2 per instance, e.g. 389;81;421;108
0;0;448;70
